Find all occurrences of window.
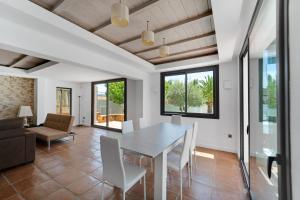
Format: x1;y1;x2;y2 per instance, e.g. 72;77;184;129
161;66;219;118
56;87;72;115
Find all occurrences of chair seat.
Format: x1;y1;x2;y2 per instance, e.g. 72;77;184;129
124;163;146;191
167;152;181;171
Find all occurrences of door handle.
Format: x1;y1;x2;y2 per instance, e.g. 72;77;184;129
267;154;281;178
246;125;249;135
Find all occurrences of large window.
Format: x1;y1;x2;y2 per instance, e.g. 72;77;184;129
56;87;72;115
161;66;219;118
92;78;127;131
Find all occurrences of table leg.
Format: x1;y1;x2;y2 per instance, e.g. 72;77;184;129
154;151;167;200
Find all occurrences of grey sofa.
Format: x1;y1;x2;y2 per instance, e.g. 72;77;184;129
0;118;36;171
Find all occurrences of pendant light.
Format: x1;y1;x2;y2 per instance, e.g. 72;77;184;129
141;21;155;46
111;0;129;27
159;38;170;57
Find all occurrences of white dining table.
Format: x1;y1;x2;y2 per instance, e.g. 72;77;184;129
107;122;192;200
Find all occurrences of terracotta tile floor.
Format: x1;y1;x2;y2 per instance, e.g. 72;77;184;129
0;127;249;200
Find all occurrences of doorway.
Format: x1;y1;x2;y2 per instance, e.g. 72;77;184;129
91;78;127;131
239;0;291;199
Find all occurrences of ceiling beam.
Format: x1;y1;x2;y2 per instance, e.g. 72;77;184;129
117;9;213;46
134;31;215;54
9;55;27;67
148;44;217;61
90;0;160;33
152;51;218;65
9;0;65;68
51;0;65;11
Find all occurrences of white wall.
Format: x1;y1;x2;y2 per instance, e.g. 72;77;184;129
149;60;239;153
127;79;143;129
36;78;81;125
289;0;300;199
78;83;92;126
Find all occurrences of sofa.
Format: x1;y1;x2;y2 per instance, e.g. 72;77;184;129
0;118;36;171
28;113;75;150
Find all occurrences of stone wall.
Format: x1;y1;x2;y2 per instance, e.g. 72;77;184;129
0;75;35;122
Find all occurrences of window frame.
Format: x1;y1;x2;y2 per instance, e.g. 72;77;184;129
56;87;72;115
160;65;219;119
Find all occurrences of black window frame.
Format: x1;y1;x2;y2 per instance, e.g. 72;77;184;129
160;65;219;119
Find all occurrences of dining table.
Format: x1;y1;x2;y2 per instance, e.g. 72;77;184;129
106;122;192;200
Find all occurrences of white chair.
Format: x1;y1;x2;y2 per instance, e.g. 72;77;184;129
122;120;134;134
138;118;153;172
167;129;193;200
122;120;146;179
172;122;198;173
100;136;146;200
171;115;182;125
138;118;147;129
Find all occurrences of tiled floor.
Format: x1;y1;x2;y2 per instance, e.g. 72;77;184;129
0;127;249;200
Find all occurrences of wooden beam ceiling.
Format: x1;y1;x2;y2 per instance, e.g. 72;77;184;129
148;44;217;61
152;51;218;65
9;55;27;67
51;0;65;11
134;31;215;54
117;9;213;46
90;0;160;32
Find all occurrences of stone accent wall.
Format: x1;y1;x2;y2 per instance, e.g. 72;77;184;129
0;76;35;121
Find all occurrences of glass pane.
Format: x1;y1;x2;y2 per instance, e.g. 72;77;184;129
243;52;250;174
187;71;214;114
94;84;107;127
108;81;125;129
56;89;61;114
249;0;278;199
164;74;185;112
61;89;71;115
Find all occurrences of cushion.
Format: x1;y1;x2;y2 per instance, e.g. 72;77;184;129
28;126;68;141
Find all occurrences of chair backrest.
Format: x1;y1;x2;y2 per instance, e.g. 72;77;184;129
138;118;146;129
191;122;198;151
122;120;134;134
180;129;193;168
44;113;74;132
100;136;125;189
171;115;182;125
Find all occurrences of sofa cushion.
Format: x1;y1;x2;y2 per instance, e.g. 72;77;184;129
44;114;74;132
0;118;24;131
28;126;68;141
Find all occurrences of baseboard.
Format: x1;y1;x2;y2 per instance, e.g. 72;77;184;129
197;143;237;154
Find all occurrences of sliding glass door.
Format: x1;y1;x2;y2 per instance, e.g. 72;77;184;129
240;0;291;199
92;79;126;131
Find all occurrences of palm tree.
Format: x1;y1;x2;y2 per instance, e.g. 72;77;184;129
199;76;214;113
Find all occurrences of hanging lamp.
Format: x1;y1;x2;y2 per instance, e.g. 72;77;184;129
111;0;129;27
159;38;170;57
141;21;155;46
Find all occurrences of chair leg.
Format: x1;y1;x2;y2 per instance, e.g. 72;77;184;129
189;151;193;176
48;140;50;151
188;163;191;187
123;190;126;200
101;181;105;200
150;159;153;172
143;175;147;200
194;149;197;169
179;170;182;200
139;156;143;184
